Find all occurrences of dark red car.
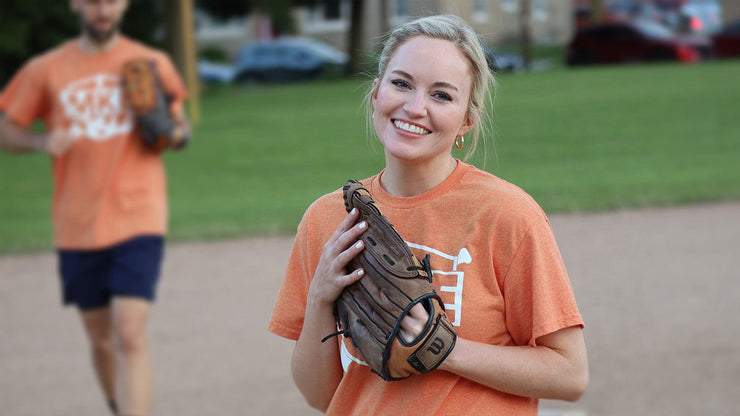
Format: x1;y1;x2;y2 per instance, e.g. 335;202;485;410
566;19;711;66
712;20;740;58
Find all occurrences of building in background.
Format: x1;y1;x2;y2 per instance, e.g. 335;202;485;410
196;0;573;59
573;0;731;35
296;0;572;51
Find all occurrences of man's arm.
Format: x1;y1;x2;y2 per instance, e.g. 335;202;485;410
0;115;75;156
169;108;191;150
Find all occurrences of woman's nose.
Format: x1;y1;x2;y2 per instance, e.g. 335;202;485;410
403;92;427;118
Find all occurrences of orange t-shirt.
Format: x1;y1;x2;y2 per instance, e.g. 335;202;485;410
268;161;584;415
0;37;187;249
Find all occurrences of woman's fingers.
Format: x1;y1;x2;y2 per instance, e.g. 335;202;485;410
399;303;431;342
310;209;368;303
327;208;359;245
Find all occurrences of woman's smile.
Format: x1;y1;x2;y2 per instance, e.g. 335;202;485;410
392;119;431;136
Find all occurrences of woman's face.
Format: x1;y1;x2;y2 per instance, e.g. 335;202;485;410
372;36;473;166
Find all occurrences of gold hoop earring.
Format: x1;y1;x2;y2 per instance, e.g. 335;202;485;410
455;135;464;150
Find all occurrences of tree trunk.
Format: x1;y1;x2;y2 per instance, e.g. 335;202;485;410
592;0;605;22
380;0;390;34
347;0;364;76
519;0;532;71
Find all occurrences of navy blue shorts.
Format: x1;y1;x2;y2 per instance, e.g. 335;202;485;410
58;235;164;311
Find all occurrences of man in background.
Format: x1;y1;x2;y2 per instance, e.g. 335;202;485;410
0;1;190;415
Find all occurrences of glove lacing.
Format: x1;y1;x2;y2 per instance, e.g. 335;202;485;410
320;254;433;343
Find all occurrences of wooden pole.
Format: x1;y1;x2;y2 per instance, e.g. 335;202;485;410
178;0;200;124
519;0;532;71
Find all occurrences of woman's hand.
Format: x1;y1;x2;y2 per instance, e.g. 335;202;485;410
399;303;430;342
308;207;368;305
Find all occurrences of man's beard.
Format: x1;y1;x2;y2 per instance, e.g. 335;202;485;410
81;18;120;44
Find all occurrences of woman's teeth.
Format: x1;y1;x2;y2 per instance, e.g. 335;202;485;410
394;120;430;135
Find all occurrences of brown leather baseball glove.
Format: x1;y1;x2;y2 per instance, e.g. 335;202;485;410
121;58;188;151
323;179;457;381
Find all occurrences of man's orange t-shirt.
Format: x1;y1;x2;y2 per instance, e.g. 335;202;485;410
269;162;584;415
0;37;187;249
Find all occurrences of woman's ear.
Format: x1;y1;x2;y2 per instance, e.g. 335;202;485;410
371;79;380;101
459;113;475;137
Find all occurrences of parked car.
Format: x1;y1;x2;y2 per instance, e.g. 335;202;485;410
566;19;710;66
234;37;348;82
484;48;525;73
711;20;740;58
673;0;722;35
573;0;722;36
197;60;236;84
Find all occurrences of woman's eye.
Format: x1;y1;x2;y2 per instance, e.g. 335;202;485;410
391;79;410;89
433;91;452;101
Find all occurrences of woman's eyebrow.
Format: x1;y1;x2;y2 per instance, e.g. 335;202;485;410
390;70;459;91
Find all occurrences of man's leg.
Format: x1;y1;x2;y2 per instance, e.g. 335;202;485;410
79;307;117;414
111;297;153;416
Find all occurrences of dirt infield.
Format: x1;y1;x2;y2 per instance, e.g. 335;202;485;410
1;201;739;416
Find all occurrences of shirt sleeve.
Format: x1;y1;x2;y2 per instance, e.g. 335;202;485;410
153;53;188;117
0;58;50;126
268;210;314;341
268;192;346;341
502;215;584;347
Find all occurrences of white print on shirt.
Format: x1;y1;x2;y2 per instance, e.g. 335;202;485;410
340;335;367;371
407;242;471;327
340;242;470;372
59;73;133;140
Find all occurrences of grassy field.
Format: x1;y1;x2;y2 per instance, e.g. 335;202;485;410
1;60;738;254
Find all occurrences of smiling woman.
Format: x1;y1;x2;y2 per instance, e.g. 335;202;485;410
268;14;588;416
370;36;473;178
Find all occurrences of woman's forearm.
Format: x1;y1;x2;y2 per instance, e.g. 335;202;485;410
291;297;345;411
439;326;588;401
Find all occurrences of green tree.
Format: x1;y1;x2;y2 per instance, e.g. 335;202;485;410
0;1;76;84
197;0;297;35
0;0;163;84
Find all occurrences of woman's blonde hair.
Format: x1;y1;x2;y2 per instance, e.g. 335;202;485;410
365;14;496;160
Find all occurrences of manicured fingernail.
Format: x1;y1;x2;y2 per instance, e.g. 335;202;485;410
350;208;357;215
358;221;367;229
355;241;364;249
357;268;365;277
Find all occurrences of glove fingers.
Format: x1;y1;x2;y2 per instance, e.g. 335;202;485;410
122;59;161;114
349;253;417;308
122;58;175;151
337;290;388;374
339;281;400;341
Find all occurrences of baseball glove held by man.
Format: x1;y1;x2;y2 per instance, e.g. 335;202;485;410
324;179;457;381
121;58;187;151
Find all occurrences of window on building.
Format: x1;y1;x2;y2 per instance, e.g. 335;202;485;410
500;0;549;21
473;0;489;22
396;0;410;17
325;0;341;20
501;0;517;13
533;0;548;21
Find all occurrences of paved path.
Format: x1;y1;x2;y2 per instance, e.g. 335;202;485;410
1;202;738;415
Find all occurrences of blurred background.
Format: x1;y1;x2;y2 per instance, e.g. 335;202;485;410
1;1;739;415
2;1;740;88
1;0;738;253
